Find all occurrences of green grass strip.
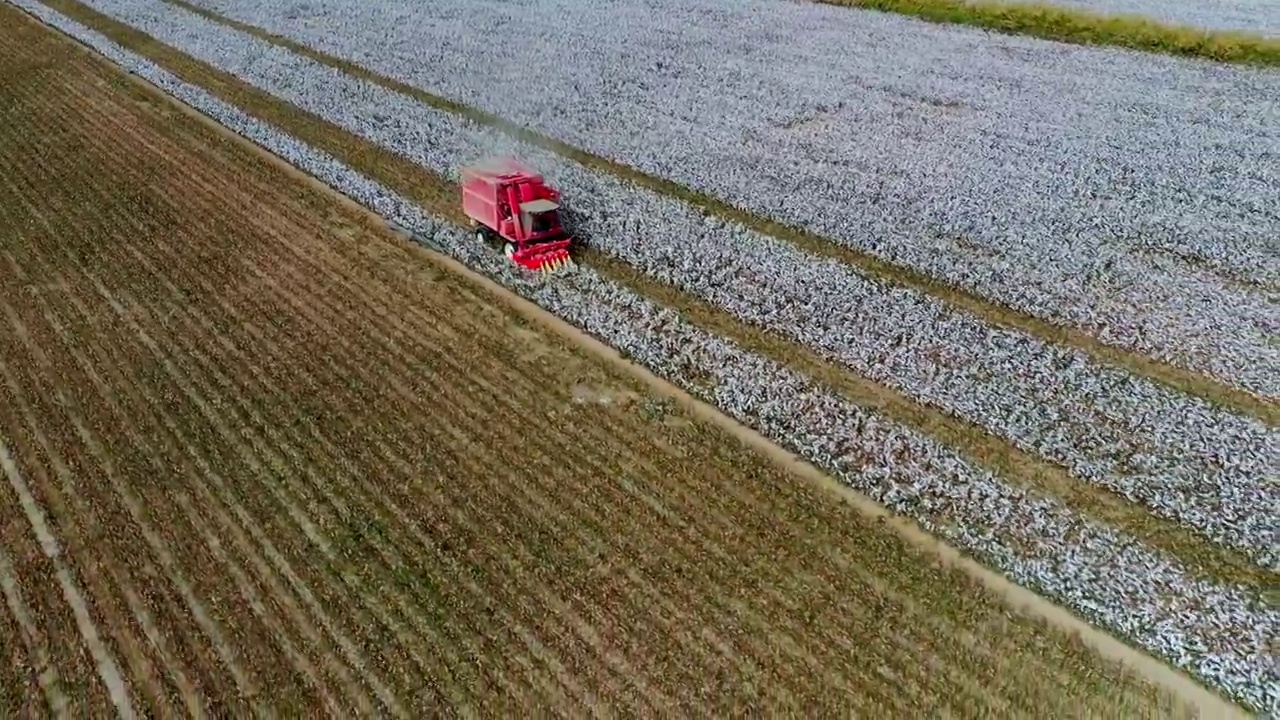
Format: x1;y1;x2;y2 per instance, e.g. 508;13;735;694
819;0;1280;66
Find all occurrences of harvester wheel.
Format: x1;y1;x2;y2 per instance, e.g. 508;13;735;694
474;228;487;245
503;242;517;260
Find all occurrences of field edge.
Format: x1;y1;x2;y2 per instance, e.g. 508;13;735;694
816;0;1280;65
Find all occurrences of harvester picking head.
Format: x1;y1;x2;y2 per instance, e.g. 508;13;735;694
510;239;575;275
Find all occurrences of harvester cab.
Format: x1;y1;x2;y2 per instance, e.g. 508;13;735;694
460;158;575;274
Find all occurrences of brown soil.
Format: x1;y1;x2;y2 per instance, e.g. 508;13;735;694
0;5;1214;717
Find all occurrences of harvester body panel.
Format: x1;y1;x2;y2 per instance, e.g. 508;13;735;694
461;157;573;272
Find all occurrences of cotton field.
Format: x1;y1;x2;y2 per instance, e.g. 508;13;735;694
9;0;1279;714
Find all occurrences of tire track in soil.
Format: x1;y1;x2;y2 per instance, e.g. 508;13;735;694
0;182;148;717
35;73;396;712
0;539;55;715
0;99;312;713
0;103;249;715
51;274;398;717
28;272;346;717
0;270;205;719
0;437;133;717
75;270;411;719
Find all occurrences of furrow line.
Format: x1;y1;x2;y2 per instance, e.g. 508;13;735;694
515;454;891;713
0;86;308;710
21;280;198;717
0;542;64;714
32;275;340;715
112;583;207;720
76;271;411;718
0;441;133;717
1;171;275;712
0;356;117;714
53;274;397;716
56;268;424;716
0;277;147;718
5;128;249;711
168;491;348;715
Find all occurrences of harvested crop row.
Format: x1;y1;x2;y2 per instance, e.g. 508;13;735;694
0;47;445;712
172;0;1280;398
20;2;1275;710
66;0;1279;568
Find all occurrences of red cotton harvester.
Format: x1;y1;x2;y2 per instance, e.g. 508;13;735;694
461;157;575;274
